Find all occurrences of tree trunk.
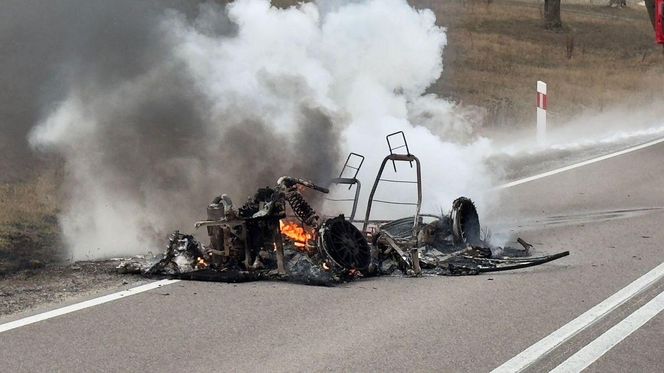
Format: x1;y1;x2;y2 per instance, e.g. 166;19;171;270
544;0;562;30
645;0;656;29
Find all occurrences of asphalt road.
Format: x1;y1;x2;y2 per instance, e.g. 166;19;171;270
2;141;663;372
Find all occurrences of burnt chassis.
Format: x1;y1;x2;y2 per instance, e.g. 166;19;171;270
160;131;568;281
325;131;568;275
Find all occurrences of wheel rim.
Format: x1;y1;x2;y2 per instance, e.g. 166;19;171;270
320;216;371;271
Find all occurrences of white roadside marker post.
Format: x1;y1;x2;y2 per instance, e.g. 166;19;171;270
536;80;547;147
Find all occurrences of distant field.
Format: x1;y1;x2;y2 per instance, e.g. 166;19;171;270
416;0;664;127
2;0;662;273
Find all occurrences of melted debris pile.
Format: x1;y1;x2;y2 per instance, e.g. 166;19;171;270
117;193;568;286
117;133;570;286
118;231;355;286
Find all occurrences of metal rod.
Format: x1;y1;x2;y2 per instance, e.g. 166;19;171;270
242;226;251;269
328;177;362;221
477;251;570;273
338;152;365;181
363;153;422;233
274;231;286;275
372;199;418;206
378;179;418;184
410;248;421;275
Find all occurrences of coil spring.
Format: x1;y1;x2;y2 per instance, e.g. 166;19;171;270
286;191;318;226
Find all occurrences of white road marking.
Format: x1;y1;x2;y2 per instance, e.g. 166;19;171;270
490;261;664;373
496;137;664;189
4;136;663;336
0;279;180;334
550;290;664;373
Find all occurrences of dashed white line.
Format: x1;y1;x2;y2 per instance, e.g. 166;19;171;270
490;261;664;373
496;137;664;189
550;290;664;373
0;279;180;334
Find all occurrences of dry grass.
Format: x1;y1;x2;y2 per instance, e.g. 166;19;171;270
414;0;664;127
0;171;61;274
0;172;59;225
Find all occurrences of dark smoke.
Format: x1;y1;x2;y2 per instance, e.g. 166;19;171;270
0;0;202;179
5;0;493;261
2;0;341;258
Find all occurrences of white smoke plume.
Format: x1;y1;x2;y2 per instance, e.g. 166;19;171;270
28;0;495;260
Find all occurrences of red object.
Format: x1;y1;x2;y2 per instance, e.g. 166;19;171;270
537;92;547;110
657;0;664;44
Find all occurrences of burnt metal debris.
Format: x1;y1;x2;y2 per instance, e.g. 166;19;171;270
120;131;569;285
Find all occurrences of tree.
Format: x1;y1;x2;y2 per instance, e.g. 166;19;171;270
645;0;656;29
544;0;562;30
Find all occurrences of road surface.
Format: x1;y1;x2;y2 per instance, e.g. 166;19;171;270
1;140;663;372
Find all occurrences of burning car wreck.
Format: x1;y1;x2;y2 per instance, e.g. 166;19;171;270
120;132;569;285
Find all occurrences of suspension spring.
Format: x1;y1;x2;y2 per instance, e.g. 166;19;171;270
286;191;319;227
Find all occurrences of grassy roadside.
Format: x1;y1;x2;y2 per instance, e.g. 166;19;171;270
417;0;664;127
0;171;61;275
277;0;663;126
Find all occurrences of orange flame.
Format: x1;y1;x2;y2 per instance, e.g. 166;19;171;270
279;219;315;249
196;257;209;269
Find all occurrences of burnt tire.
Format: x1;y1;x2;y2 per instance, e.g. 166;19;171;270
319;216;371;273
451;197;481;246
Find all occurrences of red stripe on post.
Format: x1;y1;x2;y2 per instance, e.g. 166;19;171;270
537;93;547;110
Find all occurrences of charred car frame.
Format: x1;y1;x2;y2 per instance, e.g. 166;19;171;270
142;132;568;284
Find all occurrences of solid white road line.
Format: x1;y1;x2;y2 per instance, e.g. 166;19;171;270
550;290;664;373
4;137;663;336
0;279;180;334
496;136;664;189
490;261;664;373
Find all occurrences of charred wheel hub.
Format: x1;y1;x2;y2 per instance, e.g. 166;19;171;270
319;216;371;272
